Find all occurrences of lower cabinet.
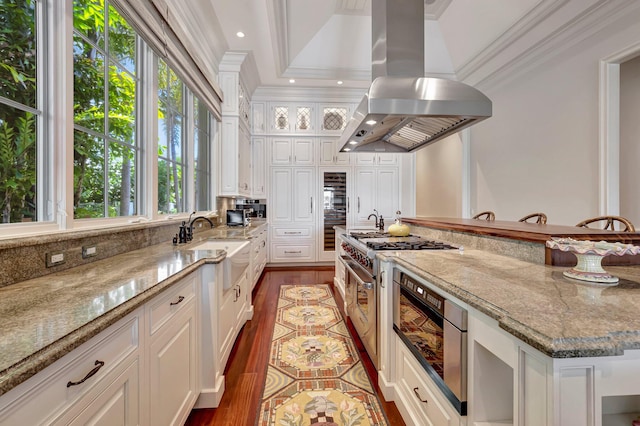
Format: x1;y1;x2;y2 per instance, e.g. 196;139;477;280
250;227;268;291
0;269;238;425
0;310;142;425
217;271;249;369
395;335;462;426
147;278;198;426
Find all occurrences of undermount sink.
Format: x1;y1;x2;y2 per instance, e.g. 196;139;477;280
191;240;250;289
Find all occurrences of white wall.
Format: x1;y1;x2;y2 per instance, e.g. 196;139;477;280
415;135;463;218
415;3;640;226
620;55;640;227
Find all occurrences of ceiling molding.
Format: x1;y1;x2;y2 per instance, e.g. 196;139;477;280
252;86;365;103
456;0;569;83
425;0;452;20
266;0;289;77
470;0;640;91
282;66;371;81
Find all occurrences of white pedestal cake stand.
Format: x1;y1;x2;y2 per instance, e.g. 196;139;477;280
546;238;640;285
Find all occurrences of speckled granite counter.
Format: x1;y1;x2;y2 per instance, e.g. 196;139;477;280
0;223;266;396
379;248;640;358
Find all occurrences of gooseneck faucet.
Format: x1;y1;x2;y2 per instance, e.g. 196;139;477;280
367;211;379;229
189;216;215;240
367;209;385;230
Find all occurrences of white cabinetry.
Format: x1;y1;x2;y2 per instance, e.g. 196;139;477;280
251;137;267;198
0;310;142;426
270;103;316;133
395;335;463;426
353;167;399;227
271;137;314;165
217;268;249;369
319;138;351;165
250;227;268;291
147;275;198;426
318;105;351;134
270;167;315;223
355;152;399;166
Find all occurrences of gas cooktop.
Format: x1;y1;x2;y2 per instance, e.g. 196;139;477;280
348;231;457;251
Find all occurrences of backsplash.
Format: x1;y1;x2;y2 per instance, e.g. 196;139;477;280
0;217;217;289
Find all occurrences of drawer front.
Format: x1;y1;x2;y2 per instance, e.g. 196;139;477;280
397;342;459;426
148;274;196;336
270;243;314;262
0;313;140;426
271;226;312;239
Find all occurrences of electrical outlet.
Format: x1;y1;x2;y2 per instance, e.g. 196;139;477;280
46;252;66;267
82;245;97;259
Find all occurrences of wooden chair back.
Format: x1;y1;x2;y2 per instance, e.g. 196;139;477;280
575;215;636;232
518;212;547;224
472;211;495;221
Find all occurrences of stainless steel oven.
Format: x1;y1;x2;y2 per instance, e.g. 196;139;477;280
393;269;468;415
341;247;378;369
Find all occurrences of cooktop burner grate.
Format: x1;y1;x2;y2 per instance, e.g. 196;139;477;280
365;240;456;250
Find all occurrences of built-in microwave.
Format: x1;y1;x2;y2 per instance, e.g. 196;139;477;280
226;209;245;226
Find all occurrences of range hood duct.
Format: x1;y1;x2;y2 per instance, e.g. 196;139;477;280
338;0;492;153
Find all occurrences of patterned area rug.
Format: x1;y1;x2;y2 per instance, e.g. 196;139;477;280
257;285;389;426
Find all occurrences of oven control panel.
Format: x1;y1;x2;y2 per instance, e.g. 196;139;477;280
341;242;373;270
400;273;445;316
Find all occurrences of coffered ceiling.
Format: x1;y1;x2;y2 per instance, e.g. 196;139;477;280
169;0;571;92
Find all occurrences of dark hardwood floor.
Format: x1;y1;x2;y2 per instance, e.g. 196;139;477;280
185;266;405;426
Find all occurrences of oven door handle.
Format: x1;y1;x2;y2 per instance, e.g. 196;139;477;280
343;258;374;288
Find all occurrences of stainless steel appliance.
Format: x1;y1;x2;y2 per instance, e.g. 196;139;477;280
339;231;457;370
337;0;491;153
393;269;468;415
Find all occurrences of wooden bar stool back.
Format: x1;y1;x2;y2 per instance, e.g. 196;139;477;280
575;215;636;232
519;213;547;224
472;211;495;221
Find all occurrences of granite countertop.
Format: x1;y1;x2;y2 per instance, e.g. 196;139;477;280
0;222;267;396
379;248;640;358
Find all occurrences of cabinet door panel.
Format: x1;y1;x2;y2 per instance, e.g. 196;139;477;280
66;359;140;426
149;305;197;426
251;137;266;197
354;169;376;224
293;138;314;164
293;168;315;222
376;168;399;222
271;138;292;164
270;168;293;223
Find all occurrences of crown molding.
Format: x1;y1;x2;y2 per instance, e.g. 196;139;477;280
266;0;289;77
460;0;640;91
281;66;371;81
252;86;365;103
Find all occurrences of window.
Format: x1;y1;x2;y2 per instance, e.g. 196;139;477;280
73;0;139;218
194;97;212;211
0;0;39;223
157;58;186;214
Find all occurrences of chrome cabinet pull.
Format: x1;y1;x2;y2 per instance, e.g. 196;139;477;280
67;360;105;387
380;270;385;288
284;250;302;254
347;197;350;212
357;197;360;213
170;295;184;306
413;387;428;403
310;196;313;214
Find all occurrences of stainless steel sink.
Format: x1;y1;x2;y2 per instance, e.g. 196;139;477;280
191;240;250;289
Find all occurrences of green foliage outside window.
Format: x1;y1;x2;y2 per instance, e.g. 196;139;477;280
0;0;37;223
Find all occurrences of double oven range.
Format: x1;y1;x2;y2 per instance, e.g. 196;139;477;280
339;230;468;415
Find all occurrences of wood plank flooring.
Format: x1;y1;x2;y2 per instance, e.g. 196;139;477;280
185;267;405;426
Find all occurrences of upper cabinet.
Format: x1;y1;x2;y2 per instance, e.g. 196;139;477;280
251;102;354;136
271;137;314;165
318;105;350;134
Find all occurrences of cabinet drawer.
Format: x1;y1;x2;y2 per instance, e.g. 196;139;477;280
397;341;460;426
0;313;140;426
271;226;312;239
270;243;314;262
148;275;196;336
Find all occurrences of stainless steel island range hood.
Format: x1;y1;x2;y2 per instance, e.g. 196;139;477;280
338;0;492;153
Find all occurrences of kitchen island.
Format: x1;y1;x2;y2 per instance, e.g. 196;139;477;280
0;222;267;424
372;245;640;426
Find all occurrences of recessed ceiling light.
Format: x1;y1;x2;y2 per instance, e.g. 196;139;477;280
349;140;358;145
343;148;351;152
289;79;295;83
236;31;245;38
366;120;377;125
337;81;343;85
